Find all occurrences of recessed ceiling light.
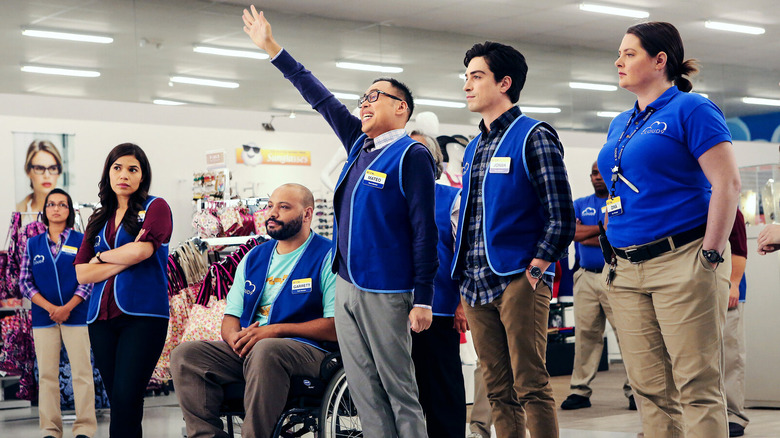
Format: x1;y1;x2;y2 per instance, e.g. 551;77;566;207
336;61;403;73
569;82;618;91
521;106;562;114
193;44;269;60
153;99;187;106
22;27;113;44
21;65;100;78
169;75;239;89
579;3;649;19
597;111;622;118
705;21;765;35
742;97;780;107
416;98;466;109
332;92;360;100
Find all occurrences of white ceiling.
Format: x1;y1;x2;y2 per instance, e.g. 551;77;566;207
2;0;779;131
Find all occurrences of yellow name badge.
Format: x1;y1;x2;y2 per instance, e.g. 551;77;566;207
363;169;387;189
489;157;511;174
291;278;313;294
61;245;78;255
606;196;624;217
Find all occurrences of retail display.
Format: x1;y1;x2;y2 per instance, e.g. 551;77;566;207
313;198;334;240
192;198;268;240
192;169;230;200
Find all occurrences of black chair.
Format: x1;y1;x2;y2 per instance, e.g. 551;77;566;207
219;350;361;437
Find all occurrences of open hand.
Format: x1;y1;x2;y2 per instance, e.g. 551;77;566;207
242;5;282;57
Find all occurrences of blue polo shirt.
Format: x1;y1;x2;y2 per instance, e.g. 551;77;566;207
597;86;732;248
573;194;607;270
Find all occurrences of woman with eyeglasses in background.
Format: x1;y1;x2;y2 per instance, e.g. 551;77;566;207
16;140;64;216
20;188;97;438
75;143;172;438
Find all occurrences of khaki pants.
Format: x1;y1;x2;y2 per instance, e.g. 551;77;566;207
570;268;632;399
32;324;97;438
607;237;730;438
725;304;749;427
463;275;558;438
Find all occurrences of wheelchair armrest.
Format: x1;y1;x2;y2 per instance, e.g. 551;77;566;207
319;351;342;382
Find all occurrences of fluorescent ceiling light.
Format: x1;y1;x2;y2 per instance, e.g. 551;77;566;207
193;44;268;60
579;3;649;19
416;98;466;109
569;82;617;91
597;111;622;118
22;28;113;44
521;106;561;114
153;99;187;106
336;61;403;73
332;92;360;100
21;65;100;78
742;97;780;107
705;21;765;35
169;75;239;89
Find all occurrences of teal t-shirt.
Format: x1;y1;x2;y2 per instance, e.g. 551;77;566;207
225;233;336;325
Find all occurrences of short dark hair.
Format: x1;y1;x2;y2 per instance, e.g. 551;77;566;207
372;77;414;121
464;42;528;103
42;188;75;229
626;22;699;93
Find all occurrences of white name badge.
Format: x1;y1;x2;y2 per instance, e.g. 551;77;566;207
489;157;511;174
606;196;624;217
291;278;313;294
363;170;387;189
61;245;78;255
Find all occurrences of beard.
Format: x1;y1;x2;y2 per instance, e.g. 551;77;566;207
266;214;303;241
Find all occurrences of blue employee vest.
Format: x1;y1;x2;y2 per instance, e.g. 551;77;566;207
87;196;170;323
333;134;433;293
240;233;333;351
28;230;88;328
433;184;461;316
452;114;558;278
574;194;608;270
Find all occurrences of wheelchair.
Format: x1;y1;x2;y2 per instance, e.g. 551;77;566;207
219;350;363;437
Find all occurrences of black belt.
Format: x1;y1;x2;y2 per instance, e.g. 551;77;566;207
582;267;603;274
613;224;706;264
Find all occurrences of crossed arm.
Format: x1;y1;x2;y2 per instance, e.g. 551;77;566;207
76;230;154;284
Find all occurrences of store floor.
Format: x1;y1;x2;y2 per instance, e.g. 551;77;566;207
2;362;779;437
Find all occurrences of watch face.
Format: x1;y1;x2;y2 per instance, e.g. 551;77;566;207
530;266;543;279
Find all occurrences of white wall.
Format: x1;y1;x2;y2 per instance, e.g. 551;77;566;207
1;93;777;247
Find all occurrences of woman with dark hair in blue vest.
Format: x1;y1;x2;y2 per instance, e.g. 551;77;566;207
597;22;740;437
75;143;172;438
20;188;97;438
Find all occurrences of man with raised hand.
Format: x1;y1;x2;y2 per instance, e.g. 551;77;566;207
242;6;437;437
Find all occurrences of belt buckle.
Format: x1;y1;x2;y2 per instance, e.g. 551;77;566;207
624;247;648;264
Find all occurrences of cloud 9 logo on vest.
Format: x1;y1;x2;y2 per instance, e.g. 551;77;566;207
94;235;102;247
582;207;597;217
244;280;256;295
641;121;667;135
33;254;45;265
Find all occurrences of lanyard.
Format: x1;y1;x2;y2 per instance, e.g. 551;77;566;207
610;107;655;196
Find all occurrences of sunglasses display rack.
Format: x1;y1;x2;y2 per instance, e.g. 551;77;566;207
313;198;334;240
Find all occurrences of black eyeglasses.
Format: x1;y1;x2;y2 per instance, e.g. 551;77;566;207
45;202;68;209
30;165;62;175
243;144;260;154
358;89;404;106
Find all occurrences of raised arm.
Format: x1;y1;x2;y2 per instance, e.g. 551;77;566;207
242;5;362;149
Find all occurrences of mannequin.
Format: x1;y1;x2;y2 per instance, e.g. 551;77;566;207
436;135;467;188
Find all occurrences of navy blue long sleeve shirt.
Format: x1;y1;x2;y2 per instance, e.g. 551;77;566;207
271;49;438;306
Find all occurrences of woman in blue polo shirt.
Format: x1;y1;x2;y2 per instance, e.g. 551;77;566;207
75;143;172;438
21;188;96;438
597;22;740;437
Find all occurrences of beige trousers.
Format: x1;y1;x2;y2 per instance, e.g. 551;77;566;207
32;324;97;438
607;237;730;438
724;304;749;427
570;268;632;399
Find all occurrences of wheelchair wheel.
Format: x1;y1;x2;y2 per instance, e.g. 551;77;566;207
319;367;362;437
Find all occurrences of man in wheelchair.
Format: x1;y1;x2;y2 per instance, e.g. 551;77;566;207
171;183;338;438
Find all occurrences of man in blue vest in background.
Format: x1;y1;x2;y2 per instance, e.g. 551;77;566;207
454;41;576;438
561;162;634;411
242;7;437;437
171;183;338;438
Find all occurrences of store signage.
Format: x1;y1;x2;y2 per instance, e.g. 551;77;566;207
205;149;226;169
235;148;311;166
